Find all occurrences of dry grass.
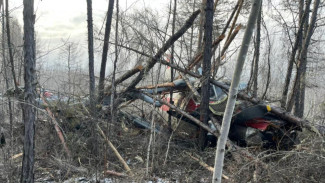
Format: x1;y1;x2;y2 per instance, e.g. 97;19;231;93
0;99;324;182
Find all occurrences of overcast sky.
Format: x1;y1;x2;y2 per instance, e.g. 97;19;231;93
12;0;165;42
10;0;167;72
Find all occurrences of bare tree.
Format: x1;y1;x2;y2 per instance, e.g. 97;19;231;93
98;0;115;103
281;0;312;109
289;0;320;117
5;0;18;90
21;0;36;182
86;0;95;112
252;1;262;98
86;0;98;178
198;0;213;150
168;0;177;130
212;0;262;182
2;3;14;182
110;0;119;142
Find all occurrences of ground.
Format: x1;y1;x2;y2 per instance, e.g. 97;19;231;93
0;99;324;182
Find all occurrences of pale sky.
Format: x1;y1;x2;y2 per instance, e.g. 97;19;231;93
12;0;166;42
10;0;167;72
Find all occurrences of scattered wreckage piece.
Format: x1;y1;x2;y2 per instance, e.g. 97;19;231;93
119;111;160;133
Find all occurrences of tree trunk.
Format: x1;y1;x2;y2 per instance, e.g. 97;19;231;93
2;3;14;182
110;0;119;134
168;0;177;130
294;0;308;117
198;0;213;150
197;0;206;54
291;0;320;117
86;0;98;178
252;1;262;98
21;0;36;182
212;0;262;182
281;0;311;109
86;0;96;112
189;0;195;60
261;18;271;100
97;0;115;103
5;0;18;90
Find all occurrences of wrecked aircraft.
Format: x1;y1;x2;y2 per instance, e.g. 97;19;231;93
115;77;300;149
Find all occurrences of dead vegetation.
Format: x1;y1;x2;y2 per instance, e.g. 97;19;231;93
0;96;324;182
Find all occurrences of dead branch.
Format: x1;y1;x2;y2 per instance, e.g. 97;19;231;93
225;0;243;42
97;124;133;175
136;82;175;89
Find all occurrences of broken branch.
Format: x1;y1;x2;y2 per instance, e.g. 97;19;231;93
97;124;133;175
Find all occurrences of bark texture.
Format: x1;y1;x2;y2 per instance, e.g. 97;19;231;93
21;0;36;182
199;0;213;150
98;0;115;103
252;1;262;98
86;0;96;111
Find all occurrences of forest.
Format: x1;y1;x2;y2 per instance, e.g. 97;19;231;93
0;0;325;182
